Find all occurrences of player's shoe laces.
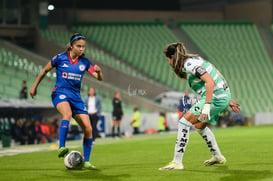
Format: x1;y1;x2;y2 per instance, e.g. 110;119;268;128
84;162;96;169
159;161;184;170
58;147;69;158
204;156;226;166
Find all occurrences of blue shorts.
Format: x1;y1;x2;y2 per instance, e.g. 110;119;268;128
51;88;88;115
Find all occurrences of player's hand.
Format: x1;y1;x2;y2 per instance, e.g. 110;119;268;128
94;65;101;73
230;99;241;113
200;103;211;123
29;87;37;98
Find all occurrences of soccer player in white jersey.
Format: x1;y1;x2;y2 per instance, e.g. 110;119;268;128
159;42;240;170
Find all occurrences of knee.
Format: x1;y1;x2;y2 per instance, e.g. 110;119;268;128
62;112;72;121
194;122;207;130
83;125;92;134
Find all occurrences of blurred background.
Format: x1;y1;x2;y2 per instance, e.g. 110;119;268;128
0;0;272;146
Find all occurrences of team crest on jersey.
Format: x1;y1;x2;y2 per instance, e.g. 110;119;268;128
79;65;85;71
59;95;66;99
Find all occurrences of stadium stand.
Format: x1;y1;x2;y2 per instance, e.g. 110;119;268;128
0;46;55;101
71;22;189;91
0;47;122;111
179;21;273;117
41;29;150;82
0;42;169;113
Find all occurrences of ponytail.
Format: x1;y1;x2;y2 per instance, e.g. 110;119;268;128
163;42;198;79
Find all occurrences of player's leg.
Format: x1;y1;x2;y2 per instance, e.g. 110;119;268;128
73;114;96;169
159;111;198;170
195;90;231;166
117;119;121;137
56;102;72;158
195;122;226;166
112;120;116;137
90;114;97;141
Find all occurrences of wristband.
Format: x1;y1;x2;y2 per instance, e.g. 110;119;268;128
202;103;211;120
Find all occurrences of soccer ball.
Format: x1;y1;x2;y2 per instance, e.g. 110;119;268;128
64;151;85;169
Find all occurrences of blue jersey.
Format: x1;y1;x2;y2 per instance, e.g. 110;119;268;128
51;51;95;92
177;95;191;113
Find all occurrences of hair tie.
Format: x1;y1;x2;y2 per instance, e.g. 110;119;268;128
70;35;86;45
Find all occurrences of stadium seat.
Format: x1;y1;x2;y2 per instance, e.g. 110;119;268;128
71;22;188;91
179;22;273;116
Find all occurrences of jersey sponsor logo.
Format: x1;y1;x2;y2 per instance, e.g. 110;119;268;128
194;106;200;112
61;63;69;68
62;72;82;81
79;65;85;71
59;95;66;99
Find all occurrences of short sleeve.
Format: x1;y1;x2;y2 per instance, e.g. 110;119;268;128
184;58;199;75
51;54;59;67
85;58;95;75
184;58;206;78
88;65;95;75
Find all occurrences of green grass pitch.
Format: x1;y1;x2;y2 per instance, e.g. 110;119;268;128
0;125;273;181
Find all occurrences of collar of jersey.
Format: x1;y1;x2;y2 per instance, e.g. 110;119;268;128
67;51;80;65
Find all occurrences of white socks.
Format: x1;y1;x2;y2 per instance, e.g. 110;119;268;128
197;127;223;159
172;118;223;164
173;117;192;164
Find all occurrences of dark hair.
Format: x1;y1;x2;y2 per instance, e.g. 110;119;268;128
66;33;86;55
70;33;85;45
163;42;198;79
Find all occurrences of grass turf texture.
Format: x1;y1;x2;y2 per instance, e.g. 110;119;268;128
0;125;273;181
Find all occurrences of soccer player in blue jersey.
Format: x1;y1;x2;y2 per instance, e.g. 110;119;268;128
30;33;103;169
159;42;240;170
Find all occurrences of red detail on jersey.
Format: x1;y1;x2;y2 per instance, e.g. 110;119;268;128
67;51;80;65
52;87;57;93
88;65;95;75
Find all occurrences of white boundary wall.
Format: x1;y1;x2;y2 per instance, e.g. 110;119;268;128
254;113;273;125
99;112;179;136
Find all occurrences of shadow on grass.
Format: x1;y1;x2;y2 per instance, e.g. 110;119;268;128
61;168;130;181
187;166;273;181
217;166;273;181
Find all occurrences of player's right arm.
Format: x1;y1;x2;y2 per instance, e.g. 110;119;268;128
30;61;53;98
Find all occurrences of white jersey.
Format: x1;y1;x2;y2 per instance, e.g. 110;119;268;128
184;57;229;97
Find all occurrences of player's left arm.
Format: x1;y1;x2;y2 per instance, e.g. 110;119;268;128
200;73;215;104
230;99;241;113
89;64;103;81
199;72;215;122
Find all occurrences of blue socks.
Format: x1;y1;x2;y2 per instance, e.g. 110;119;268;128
83;137;93;162
59;119;93;162
59;120;70;148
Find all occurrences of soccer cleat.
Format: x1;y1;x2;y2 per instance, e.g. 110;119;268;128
159;161;184;170
204;156;226;166
84;162;97;169
58;147;69;158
